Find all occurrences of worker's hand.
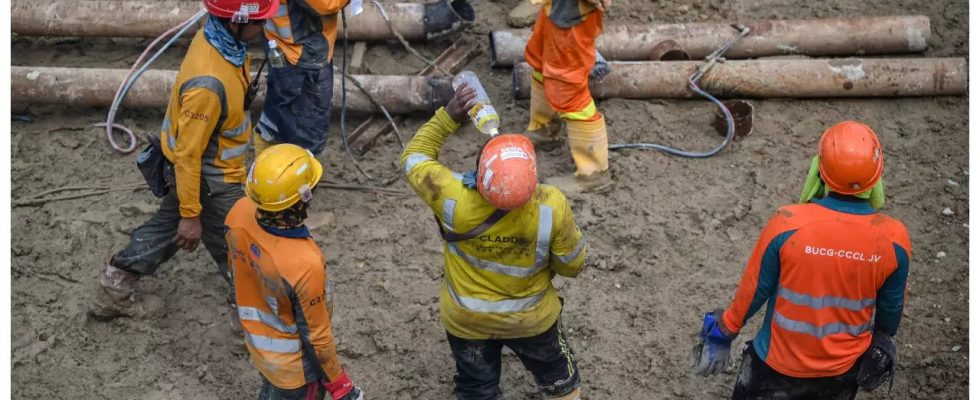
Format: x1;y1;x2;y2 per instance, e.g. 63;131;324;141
691;309;735;377
585;0;611;11
175;216;202;251
446;84;479;124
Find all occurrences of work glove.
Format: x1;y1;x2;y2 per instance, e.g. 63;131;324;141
856;330;898;392
325;370;364;400
691;309;735;376
590;51;611;81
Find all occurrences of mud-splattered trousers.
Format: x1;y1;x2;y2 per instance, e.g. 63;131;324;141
733;341;859;400
112;167;243;284
447;317;580;400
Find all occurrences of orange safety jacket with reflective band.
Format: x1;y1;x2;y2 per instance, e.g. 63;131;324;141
161;30;251;218
401;108;588;340
226;198;344;390
264;0;346;69
722;195;911;378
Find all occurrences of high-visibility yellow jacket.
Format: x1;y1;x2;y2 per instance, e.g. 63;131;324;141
226;198;344;390
160;30;252;218
264;0;347;68
401;108;588;340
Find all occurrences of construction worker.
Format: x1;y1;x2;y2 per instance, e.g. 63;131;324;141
524;0;613;193
692;121;911;399
91;0;278;319
401;85;588;400
254;0;349;156
226;144;364;400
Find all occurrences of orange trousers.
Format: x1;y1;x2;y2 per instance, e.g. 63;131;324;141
524;8;603;121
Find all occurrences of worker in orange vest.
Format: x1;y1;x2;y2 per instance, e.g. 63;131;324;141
692;121;911;399
524;0;612;193
91;0;277;320
226;144;364;400
254;0;349;155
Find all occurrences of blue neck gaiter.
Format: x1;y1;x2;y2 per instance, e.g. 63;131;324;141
203;15;247;67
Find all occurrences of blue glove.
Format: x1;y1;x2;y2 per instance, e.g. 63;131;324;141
692;310;735;376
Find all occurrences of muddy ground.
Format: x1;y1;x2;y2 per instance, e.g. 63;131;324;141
10;0;969;398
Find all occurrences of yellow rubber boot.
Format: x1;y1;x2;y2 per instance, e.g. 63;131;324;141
548;388;582;400
526;74;563;147
545;115;612;193
252;127;278;158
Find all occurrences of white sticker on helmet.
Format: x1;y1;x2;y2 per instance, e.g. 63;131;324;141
299;184;313;203
296;163;308;175
500;147;529;160
482;168;494;189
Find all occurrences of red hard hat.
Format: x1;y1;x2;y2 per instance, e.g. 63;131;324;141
817;121;884;195
477;134;538;210
204;0;279;21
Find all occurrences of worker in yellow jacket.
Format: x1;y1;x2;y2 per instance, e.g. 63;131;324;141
524;0;612;193
227;144;363;400
401;84;588;399
91;0;277;320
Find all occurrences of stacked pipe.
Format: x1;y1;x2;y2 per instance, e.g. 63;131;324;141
491;15;968;99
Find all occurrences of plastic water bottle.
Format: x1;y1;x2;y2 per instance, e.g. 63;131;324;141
452;71;500;136
345;0;364;16
268;40;286;68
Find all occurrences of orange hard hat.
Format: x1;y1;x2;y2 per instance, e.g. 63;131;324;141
477;134;538;210
817;121;883;195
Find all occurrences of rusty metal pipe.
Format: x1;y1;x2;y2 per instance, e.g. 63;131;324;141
12;0;474;40
511;58;967;99
491;15;930;67
12;66;453;114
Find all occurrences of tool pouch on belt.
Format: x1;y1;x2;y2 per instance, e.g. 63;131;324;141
856;330;898;392
136;134;171;198
435;209;508;242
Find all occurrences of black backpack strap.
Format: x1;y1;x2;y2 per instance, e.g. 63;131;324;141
435;208;509;242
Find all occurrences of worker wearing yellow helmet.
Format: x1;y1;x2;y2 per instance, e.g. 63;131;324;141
226;144;364;400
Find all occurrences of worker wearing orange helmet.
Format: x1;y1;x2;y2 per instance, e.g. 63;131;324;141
92;0;278;320
692;121;911;398
524;0;613;193
253;0;351;156
226;144;364;400
401;85;588;399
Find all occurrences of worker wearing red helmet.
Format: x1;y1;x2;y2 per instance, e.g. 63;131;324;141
253;0;350;156
523;0;613;193
227;144;364;400
400;85;588;400
92;0;279;320
692;121;911;398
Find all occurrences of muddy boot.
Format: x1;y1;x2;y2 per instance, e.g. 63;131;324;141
544;169;613;194
526;76;563;150
507;0;542;28
90;264;165;320
548;388;582;400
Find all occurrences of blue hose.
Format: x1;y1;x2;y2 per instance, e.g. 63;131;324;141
608;77;736;158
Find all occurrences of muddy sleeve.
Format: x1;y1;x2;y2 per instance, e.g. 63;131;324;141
722;211;794;334
174;88;222;218
400;107;462;211
288;260;345;382
549;194;586;277
875;244;910;336
294;0;348;15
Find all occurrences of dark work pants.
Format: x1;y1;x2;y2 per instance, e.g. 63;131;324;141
257;62;333;155
447;318;580;400
112;174;243;285
733;341;859;400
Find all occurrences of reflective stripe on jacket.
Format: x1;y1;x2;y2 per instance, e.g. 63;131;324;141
161;30;251;218
722;195;912;378
226;198;344;390
264;0;345;68
401;108;587;340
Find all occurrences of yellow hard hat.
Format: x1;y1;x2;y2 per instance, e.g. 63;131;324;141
246;144;324;212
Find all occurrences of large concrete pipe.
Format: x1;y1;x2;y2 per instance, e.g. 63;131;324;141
511;58;967;99
490;15;930;67
12;0;474;40
12;66;454;114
